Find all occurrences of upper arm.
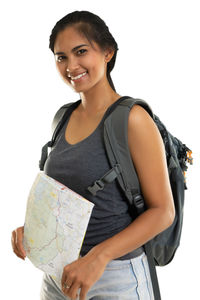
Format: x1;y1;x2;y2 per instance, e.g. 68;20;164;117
128;105;175;219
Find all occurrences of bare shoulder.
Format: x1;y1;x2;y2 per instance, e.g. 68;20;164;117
128;104;157;130
128;104;162;149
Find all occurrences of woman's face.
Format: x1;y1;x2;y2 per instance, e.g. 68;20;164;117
53;26;113;93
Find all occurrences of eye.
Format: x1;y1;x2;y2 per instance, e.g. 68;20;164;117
77;49;87;55
56;56;66;62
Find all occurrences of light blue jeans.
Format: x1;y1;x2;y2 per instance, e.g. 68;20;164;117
40;252;154;300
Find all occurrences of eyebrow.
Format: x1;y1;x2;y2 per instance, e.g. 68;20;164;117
54;44;89;56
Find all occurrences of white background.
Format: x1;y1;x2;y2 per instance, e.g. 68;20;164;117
1;0;199;299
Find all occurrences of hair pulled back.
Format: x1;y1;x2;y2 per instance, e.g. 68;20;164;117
49;10;119;91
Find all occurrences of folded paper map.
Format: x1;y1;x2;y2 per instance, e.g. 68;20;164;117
23;172;94;288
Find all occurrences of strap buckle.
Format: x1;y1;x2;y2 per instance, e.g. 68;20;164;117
87;163;122;196
87;180;104;196
132;194;145;213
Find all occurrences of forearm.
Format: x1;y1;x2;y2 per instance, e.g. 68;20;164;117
92;208;174;263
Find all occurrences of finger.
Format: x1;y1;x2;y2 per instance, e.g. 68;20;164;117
62;281;73;295
13;249;25;260
61;270;67;290
15;227;26;257
79;284;89;300
16;227;26;256
11;231;25;260
69;282;80;300
61;265;71;289
61;274;65;287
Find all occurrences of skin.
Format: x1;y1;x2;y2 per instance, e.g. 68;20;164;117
11;25;175;300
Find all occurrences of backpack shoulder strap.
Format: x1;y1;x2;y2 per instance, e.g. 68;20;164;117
51;102;75;133
103;96;154;207
39;100;80;171
51;100;81;144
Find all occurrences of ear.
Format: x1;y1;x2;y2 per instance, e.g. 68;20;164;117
104;48;115;63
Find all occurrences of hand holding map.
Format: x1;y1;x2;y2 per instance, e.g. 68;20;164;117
23;172;94;288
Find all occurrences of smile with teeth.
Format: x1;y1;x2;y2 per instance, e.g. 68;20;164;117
70;71;88;80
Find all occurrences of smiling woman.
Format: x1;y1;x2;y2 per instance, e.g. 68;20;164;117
11;10;175;300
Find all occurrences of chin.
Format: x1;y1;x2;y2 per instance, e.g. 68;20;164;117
71;83;95;94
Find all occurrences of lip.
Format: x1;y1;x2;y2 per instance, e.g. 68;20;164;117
68;71;87;78
70;71;88;83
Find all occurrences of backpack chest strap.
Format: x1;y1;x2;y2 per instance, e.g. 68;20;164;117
87;164;122;196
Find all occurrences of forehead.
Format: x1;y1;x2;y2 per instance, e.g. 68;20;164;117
54;26;97;53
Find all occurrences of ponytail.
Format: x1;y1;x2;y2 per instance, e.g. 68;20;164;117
107;72;116;92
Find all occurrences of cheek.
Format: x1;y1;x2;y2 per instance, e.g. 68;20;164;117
87;56;105;78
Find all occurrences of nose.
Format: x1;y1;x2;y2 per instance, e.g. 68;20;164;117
66;56;79;74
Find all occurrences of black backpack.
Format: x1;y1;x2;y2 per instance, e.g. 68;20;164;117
39;96;193;300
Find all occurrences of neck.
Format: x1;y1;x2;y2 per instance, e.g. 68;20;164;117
78;78;121;116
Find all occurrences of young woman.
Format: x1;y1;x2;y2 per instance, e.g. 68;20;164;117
11;10;175;300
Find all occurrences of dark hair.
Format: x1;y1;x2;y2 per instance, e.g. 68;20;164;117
49;10;119;91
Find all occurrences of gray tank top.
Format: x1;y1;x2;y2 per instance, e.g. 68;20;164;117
44;101;144;260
